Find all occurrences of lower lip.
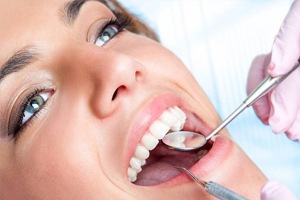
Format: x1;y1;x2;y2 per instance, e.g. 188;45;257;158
153;135;233;187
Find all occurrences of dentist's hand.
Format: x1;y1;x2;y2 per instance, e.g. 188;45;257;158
261;180;297;200
247;0;300;140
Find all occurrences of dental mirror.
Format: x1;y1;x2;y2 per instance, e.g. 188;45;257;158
162;131;207;151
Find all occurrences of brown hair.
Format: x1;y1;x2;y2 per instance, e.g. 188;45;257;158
106;0;160;42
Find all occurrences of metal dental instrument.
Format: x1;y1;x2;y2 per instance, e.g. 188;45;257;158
174;166;247;200
163;58;300;151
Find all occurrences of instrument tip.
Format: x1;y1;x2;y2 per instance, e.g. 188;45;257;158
173;166;206;186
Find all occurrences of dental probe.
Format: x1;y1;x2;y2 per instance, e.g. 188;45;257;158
174;166;248;200
163;58;300;151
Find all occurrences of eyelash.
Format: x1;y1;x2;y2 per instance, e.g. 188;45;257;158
95;14;132;44
13;88;51;140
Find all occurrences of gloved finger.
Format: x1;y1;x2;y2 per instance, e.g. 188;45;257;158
261;180;297;200
286;111;300;140
269;0;300;76
268;67;300;133
247;54;270;124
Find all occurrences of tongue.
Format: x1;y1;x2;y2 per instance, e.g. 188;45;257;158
134;143;199;186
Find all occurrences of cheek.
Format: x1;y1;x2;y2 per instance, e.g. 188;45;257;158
12;121;106;197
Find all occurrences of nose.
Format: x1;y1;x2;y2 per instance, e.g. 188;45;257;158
62;46;145;118
90;50;144;118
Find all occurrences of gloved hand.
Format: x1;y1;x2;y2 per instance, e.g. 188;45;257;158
247;0;300;140
261;180;297;200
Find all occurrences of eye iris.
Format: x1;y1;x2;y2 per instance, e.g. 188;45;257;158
100;27;117;42
26;95;44;113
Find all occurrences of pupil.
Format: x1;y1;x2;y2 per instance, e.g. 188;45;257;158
26;96;44;113
103;32;110;37
102;32;111;41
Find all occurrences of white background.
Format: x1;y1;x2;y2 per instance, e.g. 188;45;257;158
119;0;299;198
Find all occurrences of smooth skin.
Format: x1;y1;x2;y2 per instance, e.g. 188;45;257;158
0;0;266;199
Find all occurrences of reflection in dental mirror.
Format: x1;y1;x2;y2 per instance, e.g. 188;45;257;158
162;131;206;151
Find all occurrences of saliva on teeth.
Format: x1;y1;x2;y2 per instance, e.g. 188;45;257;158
127;106;187;182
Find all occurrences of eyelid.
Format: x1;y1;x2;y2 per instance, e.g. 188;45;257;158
21;91;52;124
7;88;55;140
87;18;113;44
87;13;132;44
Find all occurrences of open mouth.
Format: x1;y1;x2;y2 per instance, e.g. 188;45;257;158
127;106;213;186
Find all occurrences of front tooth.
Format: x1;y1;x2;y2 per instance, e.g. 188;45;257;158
174;106;186;120
174;106;187;128
130;157;142;172
168;107;186;130
149;120;170;139
170;120;181;131
159;110;178;126
168;107;181;119
141;133;159;150
135;145;150;160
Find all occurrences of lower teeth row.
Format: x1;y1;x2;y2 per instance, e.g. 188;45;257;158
128;106;186;182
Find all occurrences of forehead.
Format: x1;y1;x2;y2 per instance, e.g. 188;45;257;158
0;0;63;26
0;0;65;55
0;0;109;63
0;0;108;30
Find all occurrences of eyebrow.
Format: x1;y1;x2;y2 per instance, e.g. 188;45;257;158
62;0;107;25
0;46;40;83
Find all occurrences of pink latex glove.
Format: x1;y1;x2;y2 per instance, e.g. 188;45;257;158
247;0;300;140
261;180;297;200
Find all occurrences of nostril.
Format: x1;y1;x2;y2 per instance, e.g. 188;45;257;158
135;71;142;81
112;85;126;101
112;89;118;101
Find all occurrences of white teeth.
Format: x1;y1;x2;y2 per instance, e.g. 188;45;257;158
159;110;178;126
159;109;182;131
141;159;146;166
169;106;186;129
141;133;159;150
128;167;137;182
170;121;181;131
128;106;187;182
149;120;170;140
135;145;150;160
130;157;142;172
174;106;186;121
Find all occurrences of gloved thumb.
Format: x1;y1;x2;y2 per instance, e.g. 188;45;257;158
261;180;297;200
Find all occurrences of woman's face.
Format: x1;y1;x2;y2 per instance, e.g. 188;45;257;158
0;0;266;199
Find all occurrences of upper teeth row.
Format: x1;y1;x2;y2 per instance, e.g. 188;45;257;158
128;106;186;182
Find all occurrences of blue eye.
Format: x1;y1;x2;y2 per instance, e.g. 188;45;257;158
11;90;53;139
95;25;119;47
21;92;51;125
